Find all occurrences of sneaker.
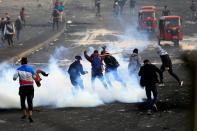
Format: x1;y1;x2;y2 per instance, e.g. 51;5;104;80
21;115;27;119
179;81;183;87
147;110;152;115
28;117;34;123
153;104;158;111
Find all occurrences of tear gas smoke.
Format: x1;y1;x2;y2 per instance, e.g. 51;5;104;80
0;16;153;108
0;46;146;108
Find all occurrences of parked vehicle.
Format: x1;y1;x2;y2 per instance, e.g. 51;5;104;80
138;9;157;32
140;6;156;10
158;16;183;46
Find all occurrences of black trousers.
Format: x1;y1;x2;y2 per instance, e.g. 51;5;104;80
19;86;34;110
95;4;100;16
145;84;157;110
161;65;180;83
53;19;59;30
5;34;13;46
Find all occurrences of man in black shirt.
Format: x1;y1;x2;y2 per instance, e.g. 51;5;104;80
0;18;6;43
139;59;163;114
103;53;126;87
156;46;183;86
162;5;171;16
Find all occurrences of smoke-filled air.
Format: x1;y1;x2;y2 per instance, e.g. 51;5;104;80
0;20;153;108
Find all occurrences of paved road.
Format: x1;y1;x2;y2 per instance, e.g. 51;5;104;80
0;0;194;131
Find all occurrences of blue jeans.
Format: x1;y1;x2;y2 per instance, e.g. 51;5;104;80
16;29;21;41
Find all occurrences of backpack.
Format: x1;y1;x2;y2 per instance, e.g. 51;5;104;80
104;55;119;68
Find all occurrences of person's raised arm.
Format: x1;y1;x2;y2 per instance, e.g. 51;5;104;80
84;50;92;62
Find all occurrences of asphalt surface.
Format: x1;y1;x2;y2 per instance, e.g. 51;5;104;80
0;0;70;63
0;0;195;131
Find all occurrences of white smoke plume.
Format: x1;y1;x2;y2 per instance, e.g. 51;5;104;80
0;13;154;108
0;45;147;108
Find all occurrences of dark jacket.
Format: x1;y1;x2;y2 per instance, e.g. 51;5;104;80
0;21;6;33
52;9;60;21
84;52;103;73
68;61;86;78
15;19;22;30
139;64;163;86
162;9;170;16
103;54;119;69
160;54;172;68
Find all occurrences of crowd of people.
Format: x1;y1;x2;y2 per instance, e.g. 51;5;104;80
13;45;184;122
5;0;192;124
71;46;183;115
0;9;25;47
0;0;66;47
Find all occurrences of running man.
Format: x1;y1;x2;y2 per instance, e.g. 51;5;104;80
13;57;36;123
